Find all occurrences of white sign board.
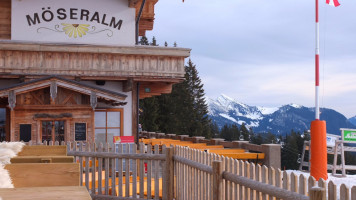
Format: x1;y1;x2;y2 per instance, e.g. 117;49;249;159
11;0;135;46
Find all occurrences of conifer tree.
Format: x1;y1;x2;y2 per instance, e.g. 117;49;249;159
239;123;250;140
164;41;168;47
139;97;159;132
210;122;220;138
174;42;177;47
150;36;158;46
184;59;211;137
140;36;149;45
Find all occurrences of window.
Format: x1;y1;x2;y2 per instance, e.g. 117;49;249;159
94;109;123;145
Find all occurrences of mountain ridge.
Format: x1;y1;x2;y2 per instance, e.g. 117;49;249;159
207;94;356;135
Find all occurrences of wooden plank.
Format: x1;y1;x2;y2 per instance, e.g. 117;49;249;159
0;186;91;200
154;144;159;199
340;184;349;200
328;181;337;200
212;160;223;200
164;147;174;200
299;174;308;196
262;165;268;200
132;143;137;198
125;144;130;197
147;144;152;199
204;153;213;199
162;145;167;199
208;149;246;154
255;164;261;200
118;144;124;197
275;168;282;200
250;163;256;200
309;187;326;200
18;145;67;156
85;143;89;191
283;171;290;191
5;163;80;187
239;160;244;200
91;143;96;195
351;186;356;200
216;153;265;160
79;142;83;186
225;156;230;200
10;156;74;163
97;143;103;195
111;143;116;196
139;143;144;198
308;176;316;194
194;149;198;200
104;143;110;195
269;167;276;200
245;161;251;200
188;148;192;200
291;172;298;193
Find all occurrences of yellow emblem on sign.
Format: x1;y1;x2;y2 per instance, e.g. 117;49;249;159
61;23;90;38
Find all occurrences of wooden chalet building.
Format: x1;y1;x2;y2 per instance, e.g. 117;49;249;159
0;0;190;144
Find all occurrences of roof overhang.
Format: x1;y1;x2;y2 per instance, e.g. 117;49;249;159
0;76;127;102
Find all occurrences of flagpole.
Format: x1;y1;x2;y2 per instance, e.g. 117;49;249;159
310;0;328;181
315;0;320;120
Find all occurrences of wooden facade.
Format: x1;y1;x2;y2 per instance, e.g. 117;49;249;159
0;0;158;40
0;0;191;143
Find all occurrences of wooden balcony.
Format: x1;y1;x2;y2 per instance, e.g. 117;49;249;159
0;41;191;82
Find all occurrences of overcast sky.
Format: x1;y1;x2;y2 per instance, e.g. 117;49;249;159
146;0;356;118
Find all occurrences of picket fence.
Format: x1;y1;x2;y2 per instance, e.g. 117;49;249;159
27;140;356;200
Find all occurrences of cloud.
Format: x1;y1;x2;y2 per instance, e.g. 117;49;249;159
146;0;356;118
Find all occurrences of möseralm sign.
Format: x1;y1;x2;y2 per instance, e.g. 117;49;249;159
11;0;135;45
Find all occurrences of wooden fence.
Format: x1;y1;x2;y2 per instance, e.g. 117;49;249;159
25;141;356;200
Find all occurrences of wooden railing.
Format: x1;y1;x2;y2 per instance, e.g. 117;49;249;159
140;131;281;169
24;141;356;200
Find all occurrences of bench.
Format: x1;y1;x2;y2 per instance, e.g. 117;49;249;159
5;163;80;187
215;152;265;160
191;145;225;150
18;146;67;156
207;149;246;154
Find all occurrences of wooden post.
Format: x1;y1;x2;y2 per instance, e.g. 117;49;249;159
309;187;326;200
212;160;223;200
164;147;174;200
10;109;15;141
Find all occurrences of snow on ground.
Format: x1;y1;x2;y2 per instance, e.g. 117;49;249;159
286;170;356;199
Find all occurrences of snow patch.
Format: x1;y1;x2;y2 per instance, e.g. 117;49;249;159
289;103;302;108
249;121;259;127
244;112;263;120
258;106;279;115
219;113;238;123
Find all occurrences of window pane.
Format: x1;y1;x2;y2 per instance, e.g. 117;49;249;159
95;129;106;144
108;128;120;145
107;112;120;127
95;112;106;127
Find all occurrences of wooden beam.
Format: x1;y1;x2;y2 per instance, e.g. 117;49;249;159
132;82;138;143
123;78;133;92
128;0;140;7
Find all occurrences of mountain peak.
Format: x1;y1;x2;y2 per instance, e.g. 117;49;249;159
208;96;356;134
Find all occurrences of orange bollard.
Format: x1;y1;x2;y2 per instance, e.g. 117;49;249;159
310;120;328;180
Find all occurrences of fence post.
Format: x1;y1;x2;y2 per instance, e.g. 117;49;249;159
164;147;174;200
262;144;281;169
212;160;223;200
309;187;326;200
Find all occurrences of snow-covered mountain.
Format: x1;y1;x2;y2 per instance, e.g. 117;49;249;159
207;94;356;135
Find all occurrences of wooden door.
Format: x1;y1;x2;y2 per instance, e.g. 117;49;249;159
41;120;65;143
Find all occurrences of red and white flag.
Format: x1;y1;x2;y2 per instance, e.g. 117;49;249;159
326;0;340;7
